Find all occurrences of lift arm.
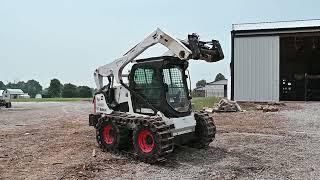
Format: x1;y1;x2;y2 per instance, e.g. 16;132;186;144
94;28;224;89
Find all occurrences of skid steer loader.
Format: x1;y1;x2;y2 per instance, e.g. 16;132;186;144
89;28;224;163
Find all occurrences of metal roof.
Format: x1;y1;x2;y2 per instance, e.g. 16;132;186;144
0;90;3;95
5;89;24;94
19;94;30;97
207;79;228;85
233;19;320;31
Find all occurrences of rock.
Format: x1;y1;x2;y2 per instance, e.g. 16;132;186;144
213;99;242;113
268;102;286;106
92;149;96;157
269;106;279;112
204;108;213;113
262;105;279;112
256;105;263;110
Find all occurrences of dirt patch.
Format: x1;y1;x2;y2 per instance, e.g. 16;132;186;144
214;111;287;135
0;102;319;179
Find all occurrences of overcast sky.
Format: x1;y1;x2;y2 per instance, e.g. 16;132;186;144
1;0;320;88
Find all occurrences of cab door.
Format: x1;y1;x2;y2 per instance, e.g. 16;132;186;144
129;66;162;114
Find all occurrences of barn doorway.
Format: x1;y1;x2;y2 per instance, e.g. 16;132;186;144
224;85;227;98
280;33;320;101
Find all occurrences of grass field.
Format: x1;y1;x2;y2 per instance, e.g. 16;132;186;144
191;96;220;110
10;97;219;110
10;98;92;102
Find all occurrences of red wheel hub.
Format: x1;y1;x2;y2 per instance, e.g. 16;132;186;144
103;125;114;144
138;130;155;153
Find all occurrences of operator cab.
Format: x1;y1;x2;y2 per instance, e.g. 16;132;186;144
129;56;191;118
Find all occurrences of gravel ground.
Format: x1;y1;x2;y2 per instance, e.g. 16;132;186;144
0;102;320;179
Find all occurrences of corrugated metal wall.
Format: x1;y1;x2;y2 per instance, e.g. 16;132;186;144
234;36;280;102
197;84;226;97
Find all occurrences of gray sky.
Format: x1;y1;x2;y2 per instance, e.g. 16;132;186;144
1;0;319;88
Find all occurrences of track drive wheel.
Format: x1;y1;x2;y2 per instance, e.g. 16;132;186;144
192;112;216;148
96;117;128;151
133;126;161;163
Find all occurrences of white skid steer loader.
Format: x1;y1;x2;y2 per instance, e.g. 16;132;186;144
89;28;224;163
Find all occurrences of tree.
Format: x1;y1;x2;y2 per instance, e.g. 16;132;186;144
24;80;42;98
214;73;226;82
77;86;92;98
41;88;50;98
5;80;42;98
196;79;206;87
48;79;62;97
0;81;6;90
91;88;96;94
6;81;25;89
62;83;78;98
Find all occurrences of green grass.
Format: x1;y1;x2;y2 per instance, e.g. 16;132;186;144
10;98;92;102
191;96;221;110
11;97;219;109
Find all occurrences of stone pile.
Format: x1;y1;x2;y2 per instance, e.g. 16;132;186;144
202;99;242;113
256;105;279;112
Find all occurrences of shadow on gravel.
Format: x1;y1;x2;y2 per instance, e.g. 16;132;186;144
157;145;269;178
158;146;228;168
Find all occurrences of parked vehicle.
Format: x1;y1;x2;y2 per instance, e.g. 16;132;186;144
0;99;11;108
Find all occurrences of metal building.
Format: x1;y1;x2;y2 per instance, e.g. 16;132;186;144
231;19;320;102
2;89;25;99
195;79;228;97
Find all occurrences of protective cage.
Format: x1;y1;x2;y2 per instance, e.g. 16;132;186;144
163;66;189;112
129;56;191;118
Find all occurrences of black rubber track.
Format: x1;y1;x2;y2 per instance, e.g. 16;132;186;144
95;112;174;163
96;117;129;151
191;111;216;148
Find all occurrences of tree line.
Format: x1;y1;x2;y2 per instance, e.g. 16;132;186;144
0;79;93;98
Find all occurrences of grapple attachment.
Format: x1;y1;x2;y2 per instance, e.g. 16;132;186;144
185;33;224;62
